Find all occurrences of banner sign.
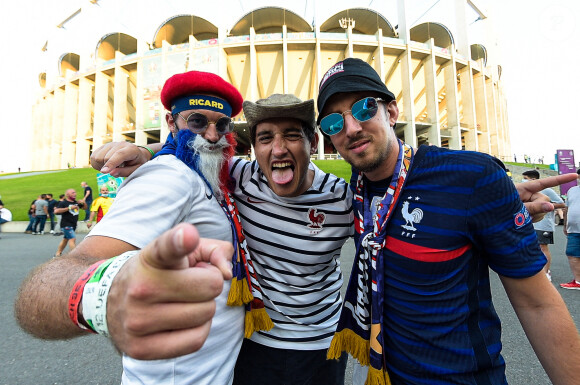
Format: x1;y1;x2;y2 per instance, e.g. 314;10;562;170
557;149;577;196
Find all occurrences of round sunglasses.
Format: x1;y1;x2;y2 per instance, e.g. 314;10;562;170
319;97;384;136
177;111;234;135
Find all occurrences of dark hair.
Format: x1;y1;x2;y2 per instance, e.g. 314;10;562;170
577;168;580;175
522;170;540;179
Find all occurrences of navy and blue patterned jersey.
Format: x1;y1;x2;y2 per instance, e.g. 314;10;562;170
352;145;546;384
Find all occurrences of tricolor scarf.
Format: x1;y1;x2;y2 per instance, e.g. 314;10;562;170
327;140;414;385
157;132;273;338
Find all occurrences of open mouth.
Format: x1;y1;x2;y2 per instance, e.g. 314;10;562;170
271;162;295;185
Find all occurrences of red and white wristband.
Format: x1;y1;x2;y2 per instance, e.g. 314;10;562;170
68;251;136;336
68;260;106;332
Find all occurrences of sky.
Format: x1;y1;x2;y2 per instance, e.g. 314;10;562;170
0;0;579;173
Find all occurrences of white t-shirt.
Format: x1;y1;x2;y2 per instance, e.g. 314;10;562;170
566;185;580;234
89;155;244;385
230;158;353;350
533;187;564;232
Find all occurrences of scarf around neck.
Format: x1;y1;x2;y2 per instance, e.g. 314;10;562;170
327;140;414;385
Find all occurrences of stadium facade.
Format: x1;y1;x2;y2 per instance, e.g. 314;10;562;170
31;0;510;170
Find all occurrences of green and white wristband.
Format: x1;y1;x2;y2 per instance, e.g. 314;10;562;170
81;250;137;337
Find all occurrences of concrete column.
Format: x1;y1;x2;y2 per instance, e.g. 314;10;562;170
76;77;93;167
51;88;65;169
42;95;55;170
282;25;288;93
188;34;197;71
217;27;228;79
496;85;509;159
62;78;79;167
159;41;170;141
31;99;49;171
444;47;461;149
396;0;410;41
400;45;417;147
113;54;129;142
374;29;385;80
250;27;258;102
424;39;441;146
459;62;477;151
454;0;471;59
473;62;490;154
135;50;146;145
345;23;354;59
93;71;109;149
486;75;499;157
315;25;324;160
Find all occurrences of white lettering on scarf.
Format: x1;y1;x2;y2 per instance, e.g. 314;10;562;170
354;233;372;326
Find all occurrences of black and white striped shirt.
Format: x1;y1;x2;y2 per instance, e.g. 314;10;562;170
230;158;353;350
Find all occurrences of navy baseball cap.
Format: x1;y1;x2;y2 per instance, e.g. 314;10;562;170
317;58;395;124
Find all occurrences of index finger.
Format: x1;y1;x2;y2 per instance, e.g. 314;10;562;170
140;223;201;271
532;173;577;191
100;148;139;176
189;237;234;280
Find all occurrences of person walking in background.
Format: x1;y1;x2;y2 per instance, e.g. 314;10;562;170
54;189;86;257
86;185;114;228
53;194;65;235
32;194;48;235
80;181;93;221
0;199;12;238
562;169;580;290
522;170;566;281
46;193;58;234
24;196;37;234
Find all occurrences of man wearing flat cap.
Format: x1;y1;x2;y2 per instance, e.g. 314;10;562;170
16;71;247;384
228;94;351;384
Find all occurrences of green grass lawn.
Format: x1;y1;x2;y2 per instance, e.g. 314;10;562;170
312;159;352;181
0;168;99;221
0;161;353;221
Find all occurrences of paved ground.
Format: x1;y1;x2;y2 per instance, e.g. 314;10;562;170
1;228;579;384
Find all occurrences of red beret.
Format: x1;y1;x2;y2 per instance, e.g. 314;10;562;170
160;71;243;116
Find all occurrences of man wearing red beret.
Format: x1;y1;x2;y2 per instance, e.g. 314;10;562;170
16;71;246;384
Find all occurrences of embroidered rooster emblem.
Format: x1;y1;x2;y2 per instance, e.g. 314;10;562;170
307;208;326;230
401;201;423;231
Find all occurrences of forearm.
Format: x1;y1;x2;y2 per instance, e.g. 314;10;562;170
502;275;580;384
15;236;136;340
515;299;580;384
15;256;95;339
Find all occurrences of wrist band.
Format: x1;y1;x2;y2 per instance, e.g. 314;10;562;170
137;145;155;158
82;251;137;337
68;260;106;332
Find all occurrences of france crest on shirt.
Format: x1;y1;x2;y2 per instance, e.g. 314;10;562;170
514;205;532;229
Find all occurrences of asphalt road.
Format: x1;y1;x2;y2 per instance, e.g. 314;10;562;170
1;227;579;384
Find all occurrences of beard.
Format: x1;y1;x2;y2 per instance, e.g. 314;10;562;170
343;134;390;173
189;135;231;199
174;128;235;199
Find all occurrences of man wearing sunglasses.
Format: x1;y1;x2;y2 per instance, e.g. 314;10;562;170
87;93;354;384
317;58;580;385
15;71;246;384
